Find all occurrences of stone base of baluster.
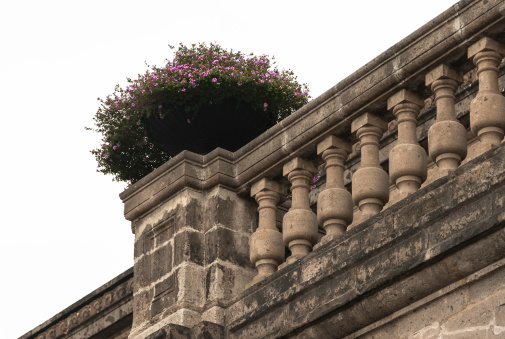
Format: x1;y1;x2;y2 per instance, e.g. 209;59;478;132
246;259;278;288
475;131;505;155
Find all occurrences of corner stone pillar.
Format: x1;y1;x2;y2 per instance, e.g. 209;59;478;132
351;113;389;222
468;37;505;153
426;64;466;173
387;89;427;196
283;157;318;264
316;135;353;243
249;178;285;286
128;187;257;339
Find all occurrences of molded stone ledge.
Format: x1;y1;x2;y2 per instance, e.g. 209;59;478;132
225;143;505;338
20;269;134;339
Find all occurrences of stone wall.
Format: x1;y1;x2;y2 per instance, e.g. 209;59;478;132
21;0;505;338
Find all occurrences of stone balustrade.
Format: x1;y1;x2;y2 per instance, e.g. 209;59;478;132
116;4;505;336
244;36;505;284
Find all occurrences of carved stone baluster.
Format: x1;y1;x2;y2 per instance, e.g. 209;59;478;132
351;113;389;221
283;158;318;264
468;37;505;152
249;178;285;285
316;136;352;243
387;89;427;196
426;64;466;172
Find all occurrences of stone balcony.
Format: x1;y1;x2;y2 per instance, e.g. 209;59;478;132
117;1;505;338
22;1;505;338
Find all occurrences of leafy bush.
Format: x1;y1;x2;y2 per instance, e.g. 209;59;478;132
88;43;310;185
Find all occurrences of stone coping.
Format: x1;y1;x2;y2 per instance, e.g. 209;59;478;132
224;142;505;338
120;0;505;222
19;268;133;339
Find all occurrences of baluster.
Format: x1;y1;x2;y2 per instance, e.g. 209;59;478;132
387;90;427;196
283;158;318;264
351;113;389;222
316;136;352;243
468;37;505;152
249;178;285;285
426;64;466;172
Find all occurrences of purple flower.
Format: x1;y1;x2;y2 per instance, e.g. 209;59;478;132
158;105;163;109
113;145;117;150
104;154;109;159
131;103;135;107
263;102;268;111
126;116;130;120
212;78;217;82
136;121;140;126
187;118;191;123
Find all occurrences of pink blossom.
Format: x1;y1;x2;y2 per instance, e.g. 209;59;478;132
131;103;135;107
212;78;217;82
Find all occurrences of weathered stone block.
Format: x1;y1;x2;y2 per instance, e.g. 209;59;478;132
175;199;203;233
176;264;206;307
203;193;257;233
152;243;173;283
133;289;154;328
135;253;153;290
206;262;254;303
152;274;177;318
173;230;204;267
204;227;250;267
153;214;175;246
190;321;224;339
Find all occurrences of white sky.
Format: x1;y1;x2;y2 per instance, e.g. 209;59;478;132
0;1;459;338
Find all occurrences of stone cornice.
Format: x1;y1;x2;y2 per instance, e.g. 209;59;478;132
20;268;133;339
120;0;505;223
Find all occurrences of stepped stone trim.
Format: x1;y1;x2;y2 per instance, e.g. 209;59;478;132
20;269;133;339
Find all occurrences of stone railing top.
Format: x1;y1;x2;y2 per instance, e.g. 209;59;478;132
120;0;505;222
19;268;133;339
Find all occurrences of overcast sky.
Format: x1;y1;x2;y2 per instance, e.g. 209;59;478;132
0;1;459;338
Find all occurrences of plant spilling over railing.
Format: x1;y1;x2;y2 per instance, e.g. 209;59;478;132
87;43;310;185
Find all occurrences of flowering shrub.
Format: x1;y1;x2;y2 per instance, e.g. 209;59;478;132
88;43;310;185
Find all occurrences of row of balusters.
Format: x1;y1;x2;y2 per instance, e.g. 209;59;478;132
248;37;505;285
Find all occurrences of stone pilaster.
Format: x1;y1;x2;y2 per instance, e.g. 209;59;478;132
316;136;352;244
426;64;466;173
469;37;505;153
387;89;427;196
351;113;389;222
282;158;318;264
129;187;256;339
249;178;285;286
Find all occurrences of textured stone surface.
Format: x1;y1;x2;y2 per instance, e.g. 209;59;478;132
21;1;505;339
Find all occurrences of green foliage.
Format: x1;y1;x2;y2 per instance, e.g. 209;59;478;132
88;43;310;185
